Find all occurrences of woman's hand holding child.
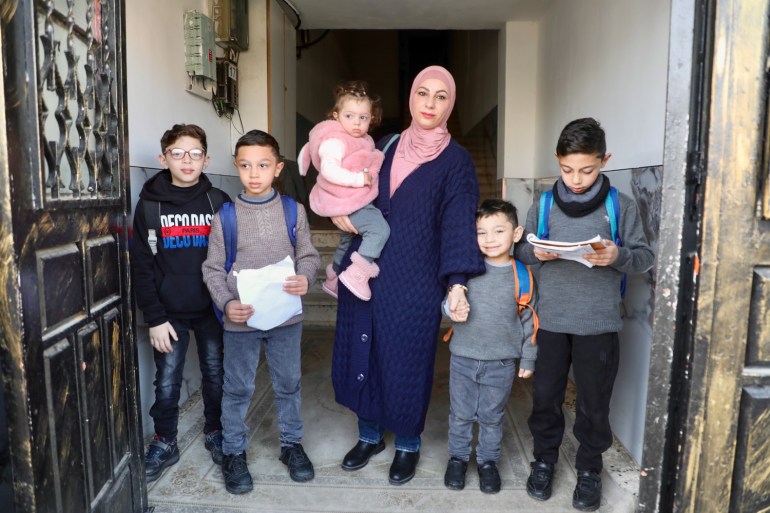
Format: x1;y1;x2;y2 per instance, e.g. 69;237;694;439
448;286;470;323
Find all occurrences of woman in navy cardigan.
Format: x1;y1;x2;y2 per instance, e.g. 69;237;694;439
331;66;485;485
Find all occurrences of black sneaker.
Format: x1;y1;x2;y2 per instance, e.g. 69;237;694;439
526;460;554;501
478;461;501;494
222;452;253;494
443;457;468;490
572;470;602;511
279;443;315;482
204;430;224;465
144;436;180;483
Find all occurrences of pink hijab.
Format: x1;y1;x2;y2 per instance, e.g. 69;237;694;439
390;66;456;195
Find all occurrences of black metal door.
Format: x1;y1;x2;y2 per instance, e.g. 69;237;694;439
639;0;770;511
0;2;145;513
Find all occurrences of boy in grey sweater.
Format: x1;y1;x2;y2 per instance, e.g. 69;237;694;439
519;118;654;512
442;199;538;494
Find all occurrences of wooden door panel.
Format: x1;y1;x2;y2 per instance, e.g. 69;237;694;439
105;308;131;462
79;321;111;501
0;1;144;512
730;387;770;512
41;338;88;513
37;244;87;338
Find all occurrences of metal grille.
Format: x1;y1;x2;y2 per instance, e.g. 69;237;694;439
36;0;118;201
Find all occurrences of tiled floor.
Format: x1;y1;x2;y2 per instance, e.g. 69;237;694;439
147;329;639;513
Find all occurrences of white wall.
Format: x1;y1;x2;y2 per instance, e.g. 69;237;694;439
126;0;269;175
268;0;297;158
535;0;670;174
498;21;539;179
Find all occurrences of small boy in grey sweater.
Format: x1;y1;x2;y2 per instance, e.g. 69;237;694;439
519;118;654;512
442;199;537;494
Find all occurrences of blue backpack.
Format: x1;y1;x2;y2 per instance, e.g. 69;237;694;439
537;187;626;297
213;195;298;324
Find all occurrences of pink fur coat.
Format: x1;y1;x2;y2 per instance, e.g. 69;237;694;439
298;120;384;217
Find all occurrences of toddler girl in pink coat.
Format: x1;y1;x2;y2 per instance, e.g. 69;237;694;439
298;81;389;301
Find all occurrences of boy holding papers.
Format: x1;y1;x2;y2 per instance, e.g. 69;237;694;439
202;130;320;494
517;118;654;511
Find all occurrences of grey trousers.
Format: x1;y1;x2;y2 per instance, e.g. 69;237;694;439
447;354;517;464
333;203;390;269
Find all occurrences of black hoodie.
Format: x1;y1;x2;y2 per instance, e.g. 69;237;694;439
132;170;231;327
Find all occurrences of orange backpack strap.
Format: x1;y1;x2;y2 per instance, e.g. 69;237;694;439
511;258;539;346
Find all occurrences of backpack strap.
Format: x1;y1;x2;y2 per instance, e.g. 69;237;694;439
144;200;161;256
219;202;237;273
213;201;237;325
537;190;553;240
605;186;627;297
382;133;400;154
512;258;539;346
281;195;298;247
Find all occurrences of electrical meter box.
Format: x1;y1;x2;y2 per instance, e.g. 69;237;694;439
184;11;216;80
210;0;249;51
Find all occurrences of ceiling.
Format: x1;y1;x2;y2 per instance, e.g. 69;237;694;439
282;0;554;30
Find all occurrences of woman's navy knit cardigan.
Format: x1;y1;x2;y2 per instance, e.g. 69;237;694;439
332;137;485;437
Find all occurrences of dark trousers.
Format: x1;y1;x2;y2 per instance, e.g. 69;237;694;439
149;313;224;439
528;329;619;473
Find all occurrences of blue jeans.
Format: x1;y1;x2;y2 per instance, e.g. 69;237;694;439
358;417;421;453
447;354;516;463
221;323;304;455
149;313;224;439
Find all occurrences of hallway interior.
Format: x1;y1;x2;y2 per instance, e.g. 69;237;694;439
146;329;639;513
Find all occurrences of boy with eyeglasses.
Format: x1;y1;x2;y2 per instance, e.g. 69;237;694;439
132;124;231;483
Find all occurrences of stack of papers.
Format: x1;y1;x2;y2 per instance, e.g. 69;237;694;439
234;256;303;330
526;233;605;268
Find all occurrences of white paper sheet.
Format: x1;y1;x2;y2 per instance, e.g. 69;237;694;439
526;233;605;268
234;256;302;330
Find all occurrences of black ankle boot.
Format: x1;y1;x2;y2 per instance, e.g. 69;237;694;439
388;450;419;485
526;460;554;501
443;457;468;490
572;470;602;511
341;440;386;471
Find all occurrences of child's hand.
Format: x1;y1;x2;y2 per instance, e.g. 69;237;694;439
582;239;619;267
534;248;560;261
149;322;178;353
226;300;254;323
448;286;470;322
284;275;309;296
519;368;533;379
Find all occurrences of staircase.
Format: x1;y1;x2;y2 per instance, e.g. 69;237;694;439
303;229;340;328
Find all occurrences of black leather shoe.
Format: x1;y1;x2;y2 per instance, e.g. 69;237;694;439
478;460;501;494
222;452;253;495
572;470;602;511
526;460;554;501
341;440;386;471
388;450;420;485
443;457;468;490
